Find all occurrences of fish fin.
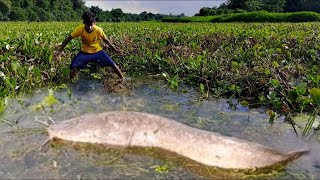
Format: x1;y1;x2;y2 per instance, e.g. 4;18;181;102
39;137;53;151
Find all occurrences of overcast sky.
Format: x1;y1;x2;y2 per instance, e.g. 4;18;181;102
84;0;227;16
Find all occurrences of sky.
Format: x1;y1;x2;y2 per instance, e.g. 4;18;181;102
84;0;227;16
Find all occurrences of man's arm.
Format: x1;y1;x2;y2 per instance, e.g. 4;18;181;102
54;35;74;58
102;37;122;54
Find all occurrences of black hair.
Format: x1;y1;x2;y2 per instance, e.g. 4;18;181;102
82;12;96;24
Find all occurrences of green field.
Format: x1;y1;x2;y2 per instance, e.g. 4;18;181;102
1;21;320;116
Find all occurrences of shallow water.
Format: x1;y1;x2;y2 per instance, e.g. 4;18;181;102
0;76;319;179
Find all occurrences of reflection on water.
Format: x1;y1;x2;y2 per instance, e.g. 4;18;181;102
0;77;319;179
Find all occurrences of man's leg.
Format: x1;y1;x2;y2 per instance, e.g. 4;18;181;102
96;51;125;81
70;51;93;80
111;64;125;82
70;68;78;79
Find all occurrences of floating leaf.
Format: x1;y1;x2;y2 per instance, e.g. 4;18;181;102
267;110;277;124
33;89;59;110
42;89;59;107
151;164;170;174
240;100;249;107
160;103;179;112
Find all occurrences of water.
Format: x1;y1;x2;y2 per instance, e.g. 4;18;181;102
0;77;319;179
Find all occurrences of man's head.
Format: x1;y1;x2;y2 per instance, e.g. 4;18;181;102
82;12;96;32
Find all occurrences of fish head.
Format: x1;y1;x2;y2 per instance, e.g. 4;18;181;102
47;116;103;143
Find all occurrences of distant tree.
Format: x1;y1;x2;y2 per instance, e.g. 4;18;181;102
140;11;148;21
9;6;27;21
198;7;210;16
27;9;39;21
0;0;182;22
299;0;320;13
0;0;12;15
226;0;247;9
111;8;124;22
89;6;102;16
35;0;49;10
178;13;185;17
89;6;103;21
262;0;285;12
243;0;263;11
284;0;303;12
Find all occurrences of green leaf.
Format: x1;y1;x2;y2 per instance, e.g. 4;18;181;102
272;61;279;68
11;61;21;72
153;164;170;174
0;88;9;98
42;89;59;106
270;79;280;88
297;96;312;105
229;84;236;91
267;110;277;125
240;100;249;107
295;82;307;95
48;54;53;62
33;67;41;78
199;83;205;93
264;69;270;75
231;61;239;69
309;88;320;106
33;89;59;110
0;99;6;114
287;90;298;103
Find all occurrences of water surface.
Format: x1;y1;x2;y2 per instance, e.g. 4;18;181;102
0;76;319;179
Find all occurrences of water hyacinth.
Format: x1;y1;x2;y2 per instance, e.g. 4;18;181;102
0;21;319;116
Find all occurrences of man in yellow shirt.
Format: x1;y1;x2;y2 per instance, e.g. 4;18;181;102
54;12;124;82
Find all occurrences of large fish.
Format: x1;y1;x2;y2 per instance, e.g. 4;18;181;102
46;111;308;169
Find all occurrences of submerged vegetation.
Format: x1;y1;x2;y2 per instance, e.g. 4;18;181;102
1;22;320;123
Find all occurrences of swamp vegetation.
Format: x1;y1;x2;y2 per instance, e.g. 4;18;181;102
0;21;320;133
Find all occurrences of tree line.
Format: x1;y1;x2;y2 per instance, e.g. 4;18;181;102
197;0;320;16
0;0;184;22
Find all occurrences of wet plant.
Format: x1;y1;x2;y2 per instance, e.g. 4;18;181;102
1;21;320;132
302;88;320;137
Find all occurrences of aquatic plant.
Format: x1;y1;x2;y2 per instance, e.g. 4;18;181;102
1;22;320;132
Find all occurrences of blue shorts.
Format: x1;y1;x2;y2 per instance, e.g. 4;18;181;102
70;50;115;69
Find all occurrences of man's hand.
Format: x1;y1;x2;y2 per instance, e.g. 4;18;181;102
120;76;125;83
102;44;109;51
114;49;125;55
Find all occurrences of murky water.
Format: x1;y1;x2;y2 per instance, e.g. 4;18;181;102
0;76;319;179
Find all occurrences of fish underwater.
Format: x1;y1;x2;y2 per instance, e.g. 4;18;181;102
46;111;308;169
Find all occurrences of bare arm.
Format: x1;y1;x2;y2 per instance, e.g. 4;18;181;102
102;37;121;53
54;35;73;58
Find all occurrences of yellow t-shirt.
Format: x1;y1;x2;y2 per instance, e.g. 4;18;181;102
71;24;107;54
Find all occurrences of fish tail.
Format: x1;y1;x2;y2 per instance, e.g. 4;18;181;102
286;148;309;161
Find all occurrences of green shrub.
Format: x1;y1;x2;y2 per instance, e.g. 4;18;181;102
163;11;320;23
286;11;320;22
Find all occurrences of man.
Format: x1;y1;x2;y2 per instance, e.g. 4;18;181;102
54;12;125;82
